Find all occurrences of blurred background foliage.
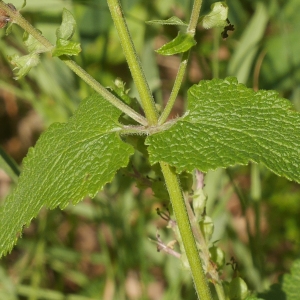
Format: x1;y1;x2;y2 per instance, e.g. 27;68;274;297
0;0;300;299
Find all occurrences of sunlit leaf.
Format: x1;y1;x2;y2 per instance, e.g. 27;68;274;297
147;77;300;183
52;39;81;57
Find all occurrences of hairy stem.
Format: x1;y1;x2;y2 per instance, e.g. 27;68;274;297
107;0;158;125
0;1;147;126
188;0;203;35
160;162;213;300
159;0;202;124
160;0;213;298
158;52;189;125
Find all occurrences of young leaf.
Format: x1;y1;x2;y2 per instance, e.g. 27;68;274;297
109;78;132;105
156;32;196;56
56;8;77;41
8;53;40;79
146;16;188;26
0;94;134;257
200;1;228;29
52;39;81;57
146;77;300;183
8;31;49;78
23;31;48;53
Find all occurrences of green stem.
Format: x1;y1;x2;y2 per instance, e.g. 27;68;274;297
160;1;213;299
187;0;203;35
0;1;147;126
158;52;189;125
107;0;158;125
215;282;226;300
159;0;202;124
160;162;213;300
61;57;148;126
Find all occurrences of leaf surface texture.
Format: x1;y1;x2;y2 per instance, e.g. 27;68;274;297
147;77;300;182
0;94;133;257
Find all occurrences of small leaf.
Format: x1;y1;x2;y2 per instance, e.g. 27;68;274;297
23;31;48;53
200;1;228;29
9;53;40;79
52;39;81;57
56;8;77;40
146;77;300;183
146;16;188;26
0;93;134;257
109;78;132;105
156;32;196;56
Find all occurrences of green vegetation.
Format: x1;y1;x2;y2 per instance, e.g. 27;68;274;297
0;0;300;299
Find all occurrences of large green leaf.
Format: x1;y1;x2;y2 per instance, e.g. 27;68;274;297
146;77;300;183
0;94;134;257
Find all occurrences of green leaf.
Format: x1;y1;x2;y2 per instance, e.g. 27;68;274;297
8;53;40;79
0;94;134;257
146;16;188;26
8;31;49;78
23;31;48;53
52;39;81;57
282;259;300;300
109;78;132;105
56;8;77;40
146;77;300;183
200;1;228;29
155;32;196;56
